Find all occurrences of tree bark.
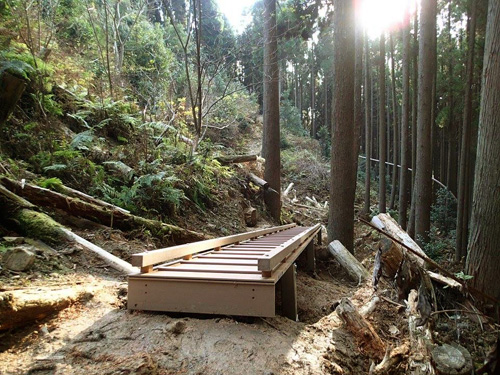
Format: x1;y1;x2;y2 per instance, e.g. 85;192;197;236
456;0;476;262
466;0;500;302
262;0;281;221
399;13;411;230
378;33;387;214
415;0;436;244
328;0;356;252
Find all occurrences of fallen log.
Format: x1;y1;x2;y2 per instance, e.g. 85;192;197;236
328;240;370;283
215;154;257;164
336;297;386;360
1;176;206;244
0;286;94;331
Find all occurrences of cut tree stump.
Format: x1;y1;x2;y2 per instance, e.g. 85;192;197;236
336;297;386;359
328;240;370;283
0;287;94;330
244;207;257;227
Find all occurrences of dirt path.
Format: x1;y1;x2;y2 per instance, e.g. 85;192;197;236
0;266;370;375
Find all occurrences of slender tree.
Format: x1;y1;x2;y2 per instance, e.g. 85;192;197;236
262;0;281;220
389;33;399;210
378;33;387;213
456;0;477;262
363;33;372;217
408;11;418;238
328;0;355;252
399;10;411;230
466;0;500;301
414;0;436;244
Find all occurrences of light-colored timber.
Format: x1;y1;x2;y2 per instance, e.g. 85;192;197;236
128;224;321;318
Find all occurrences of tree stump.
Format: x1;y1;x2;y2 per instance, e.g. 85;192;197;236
244;207;257;227
0;72;26;125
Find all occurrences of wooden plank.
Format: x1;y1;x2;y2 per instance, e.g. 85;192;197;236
130;270;276;283
305;241;315;272
281;263;297;321
183;258;257;266
258;224;321;272
203;254;263;260
158;264;260;274
218;251;268;255
131;223;297;267
128;278;275;317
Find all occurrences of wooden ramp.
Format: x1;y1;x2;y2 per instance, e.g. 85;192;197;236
128;224;321;319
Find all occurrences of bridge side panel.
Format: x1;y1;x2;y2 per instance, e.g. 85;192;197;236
128;277;275;317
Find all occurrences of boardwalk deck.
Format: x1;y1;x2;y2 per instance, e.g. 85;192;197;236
128;224;321;319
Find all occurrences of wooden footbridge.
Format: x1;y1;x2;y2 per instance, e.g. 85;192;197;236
128;224;321;320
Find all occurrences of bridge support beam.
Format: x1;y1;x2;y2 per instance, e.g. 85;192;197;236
281;263;297;321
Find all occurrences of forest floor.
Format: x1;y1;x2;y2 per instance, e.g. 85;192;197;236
0;124;497;375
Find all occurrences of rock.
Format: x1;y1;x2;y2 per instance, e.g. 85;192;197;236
431;343;472;375
3;236;25;245
167;320;186;335
3;246;36;271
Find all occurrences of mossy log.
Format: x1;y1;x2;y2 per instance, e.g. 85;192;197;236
0;286;94;331
1;176;206;244
0;184;137;274
216;154;258;164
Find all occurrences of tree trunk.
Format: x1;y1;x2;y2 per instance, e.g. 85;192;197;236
378;33;387;213
389;33;399;211
415;0;436;244
328;0;356;252
466;0;500;302
363;33;372;216
408;12;419;238
262;0;281;220
399;14;411;230
353;18;363;193
311;48;316;138
456;0;476;262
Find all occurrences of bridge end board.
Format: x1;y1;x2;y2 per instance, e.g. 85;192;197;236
128;277;276;317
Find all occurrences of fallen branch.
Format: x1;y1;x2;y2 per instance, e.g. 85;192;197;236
407;289;434;374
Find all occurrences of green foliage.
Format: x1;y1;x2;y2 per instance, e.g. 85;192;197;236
37;177;63;190
454;271;473;281
0;59;34;80
280;99;306;136
418;227;455;261
430;187;457;233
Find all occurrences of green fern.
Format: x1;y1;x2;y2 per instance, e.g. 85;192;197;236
0;59;34;80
